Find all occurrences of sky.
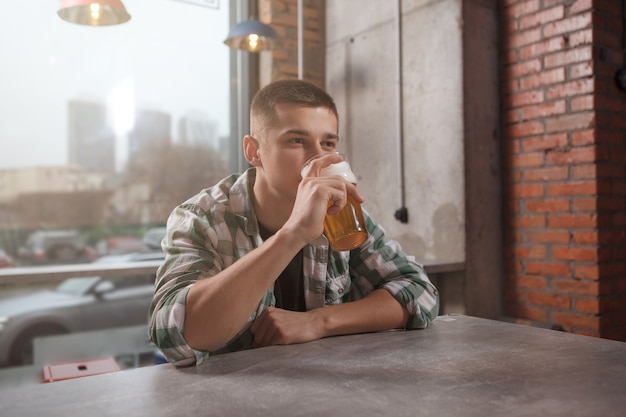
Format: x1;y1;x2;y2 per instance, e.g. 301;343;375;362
0;0;230;170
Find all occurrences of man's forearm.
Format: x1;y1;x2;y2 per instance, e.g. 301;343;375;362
312;288;409;338
183;228;306;352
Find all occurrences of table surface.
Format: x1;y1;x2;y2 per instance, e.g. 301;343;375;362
1;315;625;417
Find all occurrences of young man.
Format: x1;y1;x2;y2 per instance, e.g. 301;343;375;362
149;79;439;367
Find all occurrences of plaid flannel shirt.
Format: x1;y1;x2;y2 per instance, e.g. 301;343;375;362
149;169;439;367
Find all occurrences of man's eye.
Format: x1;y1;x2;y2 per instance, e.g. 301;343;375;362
322;142;337;149
290;138;305;144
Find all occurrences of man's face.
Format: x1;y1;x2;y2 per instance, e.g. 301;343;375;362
256;103;339;200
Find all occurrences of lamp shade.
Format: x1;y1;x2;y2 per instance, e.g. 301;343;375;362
58;0;131;26
223;19;279;52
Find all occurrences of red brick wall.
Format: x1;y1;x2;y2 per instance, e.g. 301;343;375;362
500;0;626;340
259;0;325;87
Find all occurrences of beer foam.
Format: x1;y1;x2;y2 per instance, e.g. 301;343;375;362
320;161;357;184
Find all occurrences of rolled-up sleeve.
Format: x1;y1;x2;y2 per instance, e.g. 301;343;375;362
349;214;440;329
148;202;221;367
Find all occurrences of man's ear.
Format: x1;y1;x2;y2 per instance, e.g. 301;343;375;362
243;135;261;166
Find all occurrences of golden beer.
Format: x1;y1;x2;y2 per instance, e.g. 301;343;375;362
324;194;368;251
318;159;368;251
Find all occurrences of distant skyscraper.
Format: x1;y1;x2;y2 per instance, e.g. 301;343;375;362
128;108;172;156
67;99;115;173
178;111;219;150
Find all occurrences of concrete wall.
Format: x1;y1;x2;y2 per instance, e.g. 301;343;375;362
326;0;465;264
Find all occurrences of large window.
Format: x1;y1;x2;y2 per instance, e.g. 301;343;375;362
0;0;235;260
0;0;243;374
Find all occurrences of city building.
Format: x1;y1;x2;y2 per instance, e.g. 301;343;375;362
67;99;116;174
128;108;172;157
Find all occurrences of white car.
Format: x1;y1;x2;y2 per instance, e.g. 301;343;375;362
0;251;164;367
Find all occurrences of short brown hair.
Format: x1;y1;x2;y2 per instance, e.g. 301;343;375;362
250;79;339;137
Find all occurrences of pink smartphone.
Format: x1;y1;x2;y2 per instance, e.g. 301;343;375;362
42;357;121;383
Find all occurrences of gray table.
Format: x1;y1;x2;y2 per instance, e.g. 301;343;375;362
1;315;625;416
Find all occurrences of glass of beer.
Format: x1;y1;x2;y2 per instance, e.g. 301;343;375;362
301;154;368;251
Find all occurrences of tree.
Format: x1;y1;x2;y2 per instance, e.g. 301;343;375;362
126;141;229;222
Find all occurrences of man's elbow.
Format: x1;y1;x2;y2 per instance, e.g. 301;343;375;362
183;320;233;353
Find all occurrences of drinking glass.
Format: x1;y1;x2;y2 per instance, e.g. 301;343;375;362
301;154;368;251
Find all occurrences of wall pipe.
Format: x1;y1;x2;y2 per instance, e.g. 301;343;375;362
297;0;303;79
394;0;408;223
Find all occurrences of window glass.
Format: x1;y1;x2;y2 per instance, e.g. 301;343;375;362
0;0;231;260
0;0;234;373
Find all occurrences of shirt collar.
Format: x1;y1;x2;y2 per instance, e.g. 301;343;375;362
230;168;259;238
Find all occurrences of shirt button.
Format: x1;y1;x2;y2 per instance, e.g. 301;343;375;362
338;288;343;294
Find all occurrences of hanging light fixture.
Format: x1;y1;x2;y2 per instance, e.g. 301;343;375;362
57;0;131;26
223;19;279;52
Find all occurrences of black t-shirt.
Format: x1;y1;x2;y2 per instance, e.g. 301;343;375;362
258;223;306;312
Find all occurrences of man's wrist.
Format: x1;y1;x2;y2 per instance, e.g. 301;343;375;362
308;307;333;339
272;226;310;251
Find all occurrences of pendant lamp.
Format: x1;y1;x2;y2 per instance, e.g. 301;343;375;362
223;19;279;52
57;0;131;26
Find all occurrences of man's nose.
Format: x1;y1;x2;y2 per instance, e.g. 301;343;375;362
310;143;330;158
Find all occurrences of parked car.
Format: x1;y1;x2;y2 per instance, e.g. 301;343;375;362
18;230;91;264
142;227;167;250
93;251;165;264
94;236;148;256
0;251;165;367
0;249;15;268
